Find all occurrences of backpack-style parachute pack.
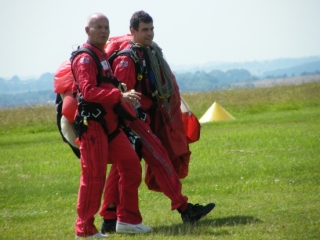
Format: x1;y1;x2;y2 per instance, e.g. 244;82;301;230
54;34;200;161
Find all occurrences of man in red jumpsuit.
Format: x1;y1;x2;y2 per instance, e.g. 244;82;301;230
100;10;215;233
72;13;151;238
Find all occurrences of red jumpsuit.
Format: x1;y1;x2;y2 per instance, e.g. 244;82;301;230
100;42;190;221
72;43;142;237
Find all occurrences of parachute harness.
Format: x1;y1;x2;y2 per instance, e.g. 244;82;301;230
108;41;178;122
70;47;124;141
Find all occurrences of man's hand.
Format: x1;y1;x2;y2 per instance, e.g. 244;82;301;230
121;89;141;106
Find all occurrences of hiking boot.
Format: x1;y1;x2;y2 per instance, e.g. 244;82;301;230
180;203;215;224
101;219;116;234
75;232;108;238
116;221;152;234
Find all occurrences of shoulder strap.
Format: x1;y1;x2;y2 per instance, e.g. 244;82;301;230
108;49;136;67
70;47;103;86
108;48;150;95
141;47;158;101
70;46;125;91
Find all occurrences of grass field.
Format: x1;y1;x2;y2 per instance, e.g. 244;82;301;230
0;82;319;239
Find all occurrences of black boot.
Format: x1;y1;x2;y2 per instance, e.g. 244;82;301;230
180;203;215;224
101;219;117;233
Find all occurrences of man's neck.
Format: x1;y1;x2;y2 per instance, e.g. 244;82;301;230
87;41;104;51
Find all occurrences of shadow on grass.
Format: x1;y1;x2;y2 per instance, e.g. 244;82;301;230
210;215;263;226
153;215;262;236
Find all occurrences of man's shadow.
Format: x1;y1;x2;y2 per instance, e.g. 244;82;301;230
152;216;262;236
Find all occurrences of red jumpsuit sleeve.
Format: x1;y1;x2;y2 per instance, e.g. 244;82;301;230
112;55;137;90
72;53;122;104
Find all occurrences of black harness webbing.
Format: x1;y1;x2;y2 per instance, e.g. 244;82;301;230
141;47;158;102
108;45;164;122
70;47;122;141
71;47;124;88
108;45;158;102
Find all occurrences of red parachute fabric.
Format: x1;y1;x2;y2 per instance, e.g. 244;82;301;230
181;112;201;144
61;90;77;123
53;60;73;94
180;97;200;143
54;59;77;123
105;34;131;56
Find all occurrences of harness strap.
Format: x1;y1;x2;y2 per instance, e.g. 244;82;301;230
73;98;121;142
141;47;158;102
108;45;157;102
136;107;147;121
70;47;102;87
70;46;123;140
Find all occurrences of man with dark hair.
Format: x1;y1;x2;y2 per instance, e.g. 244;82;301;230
72;12;151;238
100;10;215;234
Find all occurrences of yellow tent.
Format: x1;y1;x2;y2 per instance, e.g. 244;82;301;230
199;102;235;123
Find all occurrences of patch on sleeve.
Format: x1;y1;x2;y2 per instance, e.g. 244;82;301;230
80;57;90;64
119;60;128;67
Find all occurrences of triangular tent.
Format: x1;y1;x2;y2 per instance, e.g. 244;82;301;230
199;102;235;123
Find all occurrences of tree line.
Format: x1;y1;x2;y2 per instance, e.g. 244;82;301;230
1;69;319;108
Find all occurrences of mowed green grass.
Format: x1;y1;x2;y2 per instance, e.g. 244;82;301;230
0;82;319;239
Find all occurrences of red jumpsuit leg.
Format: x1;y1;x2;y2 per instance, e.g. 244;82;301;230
130;119;189;210
108;130;142;224
75;122;108;237
100;164;119;220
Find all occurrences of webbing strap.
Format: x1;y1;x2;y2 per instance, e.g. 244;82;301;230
108;46;157;101
70;47;114;137
70;47;102;86
140;47;158;102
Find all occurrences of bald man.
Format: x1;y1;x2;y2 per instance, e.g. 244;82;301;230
71;13;150;238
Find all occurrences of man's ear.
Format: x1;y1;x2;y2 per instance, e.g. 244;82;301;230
85;26;89;35
130;27;135;35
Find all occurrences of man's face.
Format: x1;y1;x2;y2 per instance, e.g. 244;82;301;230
86;17;110;49
131;22;154;47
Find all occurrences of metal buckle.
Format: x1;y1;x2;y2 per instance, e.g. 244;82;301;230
92;109;101;118
140;112;147;121
81;111;90;118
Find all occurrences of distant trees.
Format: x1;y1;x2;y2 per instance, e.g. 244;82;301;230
0;73;54;94
0;72;55;108
0;90;56;108
174;68;258;92
1;68;320;108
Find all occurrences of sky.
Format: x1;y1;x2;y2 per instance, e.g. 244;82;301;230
1;0;320;79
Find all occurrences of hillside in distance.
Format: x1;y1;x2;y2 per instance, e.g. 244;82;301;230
0;56;320;108
171;55;320;77
262;60;320;78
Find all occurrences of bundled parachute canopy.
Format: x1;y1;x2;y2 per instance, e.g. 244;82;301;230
53;60;73;94
180;97;201;143
105;34;131;56
53;60;77;123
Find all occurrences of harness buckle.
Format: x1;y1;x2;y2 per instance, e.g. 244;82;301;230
81;111;90;118
92;109;102;118
140;112;147;122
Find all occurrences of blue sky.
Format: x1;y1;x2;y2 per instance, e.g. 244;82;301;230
1;0;319;79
